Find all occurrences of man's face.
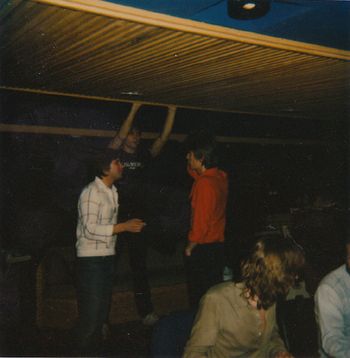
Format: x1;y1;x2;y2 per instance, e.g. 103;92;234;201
187;151;202;171
123;129;141;152
109;159;123;181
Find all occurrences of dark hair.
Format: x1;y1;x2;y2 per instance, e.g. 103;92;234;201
240;234;305;310
93;149;120;179
186;130;218;169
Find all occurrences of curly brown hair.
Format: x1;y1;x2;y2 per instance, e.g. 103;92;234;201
240;234;305;310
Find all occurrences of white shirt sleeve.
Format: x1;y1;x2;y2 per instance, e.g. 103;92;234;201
315;283;350;358
78;187;114;246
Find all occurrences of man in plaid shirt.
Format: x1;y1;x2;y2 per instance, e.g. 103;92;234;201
75;149;145;354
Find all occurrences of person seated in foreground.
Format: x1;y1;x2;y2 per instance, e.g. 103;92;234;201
314;236;350;358
183;234;305;358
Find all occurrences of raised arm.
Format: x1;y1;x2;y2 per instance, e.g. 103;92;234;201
108;102;142;150
150;105;176;157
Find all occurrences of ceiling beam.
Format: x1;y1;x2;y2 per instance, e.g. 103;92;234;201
0;123;332;145
0;86;312;120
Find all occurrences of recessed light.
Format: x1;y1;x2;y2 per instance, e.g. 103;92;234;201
243;3;256;10
120;91;142;96
227;0;271;20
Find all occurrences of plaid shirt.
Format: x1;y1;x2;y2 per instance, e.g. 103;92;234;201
76;177;119;257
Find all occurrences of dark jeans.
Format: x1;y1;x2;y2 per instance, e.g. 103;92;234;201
76;255;115;353
116;232;153;318
151;309;197;357
185;242;224;307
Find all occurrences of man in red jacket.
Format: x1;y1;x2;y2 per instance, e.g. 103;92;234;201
185;134;228;307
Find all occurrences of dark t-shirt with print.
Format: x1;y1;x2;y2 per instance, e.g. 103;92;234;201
116;146;152;218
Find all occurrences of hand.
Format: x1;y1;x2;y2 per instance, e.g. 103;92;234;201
123;218;146;233
274;351;294;358
185;242;197;257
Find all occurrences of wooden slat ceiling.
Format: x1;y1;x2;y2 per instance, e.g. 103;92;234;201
1;0;349;120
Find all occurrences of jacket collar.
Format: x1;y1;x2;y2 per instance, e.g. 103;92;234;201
200;167;220;177
94;176;117;193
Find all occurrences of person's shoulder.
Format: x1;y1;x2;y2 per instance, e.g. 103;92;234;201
201;282;246;312
206;282;240;300
316;265;348;297
80;179;102;198
197;172;227;190
321;265;347;285
202;168;228;180
218;168;228;175
215;168;228;182
81;179;95;191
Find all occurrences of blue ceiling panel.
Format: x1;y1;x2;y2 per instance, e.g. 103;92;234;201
106;0;350;50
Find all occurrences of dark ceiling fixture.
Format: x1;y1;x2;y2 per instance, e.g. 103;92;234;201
227;0;329;20
227;0;271;19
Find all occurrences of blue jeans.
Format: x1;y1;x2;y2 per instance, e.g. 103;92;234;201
76;255;115;353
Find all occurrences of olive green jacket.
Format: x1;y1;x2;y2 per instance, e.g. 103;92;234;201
183;282;287;358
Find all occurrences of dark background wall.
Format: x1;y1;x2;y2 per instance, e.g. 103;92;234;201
0;90;348;262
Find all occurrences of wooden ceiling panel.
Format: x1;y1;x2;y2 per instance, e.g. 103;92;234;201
1;0;349;120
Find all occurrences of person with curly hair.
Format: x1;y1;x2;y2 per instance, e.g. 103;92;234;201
183;234;305;358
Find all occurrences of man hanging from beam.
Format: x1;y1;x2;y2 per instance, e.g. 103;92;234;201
108;103;176;325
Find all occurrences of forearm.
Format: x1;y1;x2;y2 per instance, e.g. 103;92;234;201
188;201;213;243
113;218;146;234
113;222;127;234
150;106;176;157
109;102;141;149
188;223;210;244
321;329;350;357
323;339;350;358
160;106;176;141
188;177;218;244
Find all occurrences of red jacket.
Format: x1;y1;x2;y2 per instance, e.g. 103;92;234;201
188;167;228;244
